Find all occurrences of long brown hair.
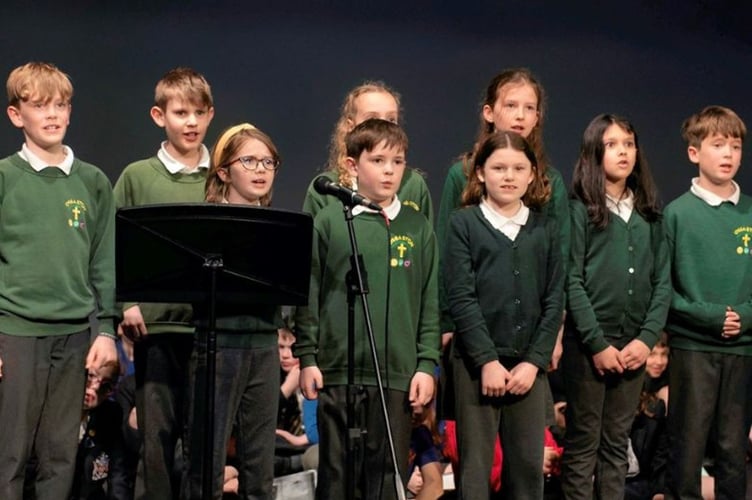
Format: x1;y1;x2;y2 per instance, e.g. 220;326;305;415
571;114;660;230
462;131;550;209
460;69;549;187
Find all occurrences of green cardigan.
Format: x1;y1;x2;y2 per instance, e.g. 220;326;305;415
444;206;564;370
566;199;671;354
436;159;570;332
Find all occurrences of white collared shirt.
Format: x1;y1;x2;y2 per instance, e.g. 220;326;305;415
690;177;740;206
157;141;210;174
18;143;74;175
479;199;529;241
352;195;402;220
606;189;635;223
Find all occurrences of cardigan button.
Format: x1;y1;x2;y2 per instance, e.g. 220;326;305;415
628;267;634;274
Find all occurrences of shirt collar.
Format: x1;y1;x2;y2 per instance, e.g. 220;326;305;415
19;143;74;175
479;199;530;230
352;195;402;220
606;189;635;213
690;177;740;206
157;141;210;174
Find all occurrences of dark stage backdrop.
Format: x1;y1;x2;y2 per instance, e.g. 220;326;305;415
1;1;751;211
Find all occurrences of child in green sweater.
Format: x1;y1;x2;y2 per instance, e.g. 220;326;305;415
295;119;439;500
182;123;283;499
0;61;118;500
301;81;433;224
561;114;671;500
444;131;564;499
113;67;214;500
664;106;752;500
436;69;569;357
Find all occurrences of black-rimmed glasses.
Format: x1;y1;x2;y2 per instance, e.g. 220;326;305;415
227;155;279;171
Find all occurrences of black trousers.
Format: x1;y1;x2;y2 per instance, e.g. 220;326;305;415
560;336;643;500
453;356;547;500
665;348;752;500
133;333;193;500
316;385;412;500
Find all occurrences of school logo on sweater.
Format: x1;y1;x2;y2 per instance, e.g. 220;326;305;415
390;234;414;268
65;199;87;229
734;226;752;255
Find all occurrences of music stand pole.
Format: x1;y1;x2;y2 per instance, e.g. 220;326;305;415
342;206;406;500
201;255;222;500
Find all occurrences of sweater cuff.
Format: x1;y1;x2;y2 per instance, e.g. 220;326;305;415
416;359;438;376
636;329;659;350
586;336;611;355
299;354;317;369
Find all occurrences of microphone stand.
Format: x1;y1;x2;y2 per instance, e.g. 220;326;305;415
342;204;406;500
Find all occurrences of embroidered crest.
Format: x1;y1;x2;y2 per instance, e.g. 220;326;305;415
91;451;110;480
390;234;415;268
734;226;752;255
402;200;420;213
65;199;87;229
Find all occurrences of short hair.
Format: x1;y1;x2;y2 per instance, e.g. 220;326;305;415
345;118;408;160
154;67;213;110
462;131;550;209
205;123;280;206
681;105;746;148
7;62;73;106
328;81;402;187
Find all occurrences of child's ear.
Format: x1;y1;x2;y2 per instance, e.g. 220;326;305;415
150;106;166;128
217;167;231;183
207;106;215;124
687;145;700;165
345;156;358;178
475;167;485;184
482;104;495;125
6;105;23;129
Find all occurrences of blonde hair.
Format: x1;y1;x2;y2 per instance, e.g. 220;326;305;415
154;67;213;110
205;123;280;205
681;105;746;148
326;81;402;188
7;62;73;106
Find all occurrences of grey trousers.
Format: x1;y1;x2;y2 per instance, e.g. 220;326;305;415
0;330;89;500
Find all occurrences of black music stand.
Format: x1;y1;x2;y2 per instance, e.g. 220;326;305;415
116;203;312;500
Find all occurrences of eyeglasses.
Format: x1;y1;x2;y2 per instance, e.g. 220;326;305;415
227;155;279;171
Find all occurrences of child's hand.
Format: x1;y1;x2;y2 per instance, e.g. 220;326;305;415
86;335;118;370
0;355;3;379
506;361;538;395
620;339;650;371
543;446;561;475
548;322;565;371
441;332;454;350
119;305;148;341
481;360;511;397
409;371;435;409
722;306;741;338
281;365;301;398
592;346;624;376
275;429;309;447
300;366;323;400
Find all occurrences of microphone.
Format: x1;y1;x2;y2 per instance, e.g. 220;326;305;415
313;176;383;212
